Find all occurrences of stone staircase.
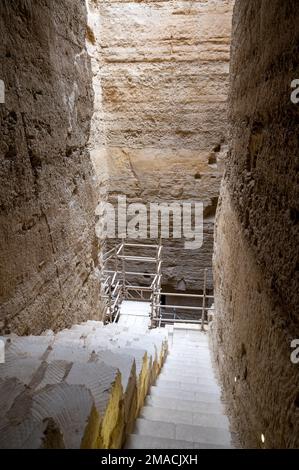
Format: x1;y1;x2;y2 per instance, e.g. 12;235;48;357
126;324;234;449
0;319;235;449
0;320;168;449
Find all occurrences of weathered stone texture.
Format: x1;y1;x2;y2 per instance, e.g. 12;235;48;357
212;0;299;448
87;0;234;290
0;1;101;334
0;320;168;448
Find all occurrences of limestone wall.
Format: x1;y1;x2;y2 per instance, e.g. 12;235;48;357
212;0;299;448
0;1;102;334
88;0;234;291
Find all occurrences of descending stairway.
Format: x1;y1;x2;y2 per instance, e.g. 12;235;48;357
0;320;168;449
126;324;235;449
0;313;235;449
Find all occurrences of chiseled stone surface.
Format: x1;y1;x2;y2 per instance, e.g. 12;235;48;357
0;319;168;448
87;0;234;290
0;0;101;335
212;0;299;449
127;325;234;449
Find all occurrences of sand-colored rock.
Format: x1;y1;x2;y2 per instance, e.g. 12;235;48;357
87;0;234;292
0;0;101;335
212;0;299;449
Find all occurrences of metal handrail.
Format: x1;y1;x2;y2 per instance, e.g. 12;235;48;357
161;305;205;311
152;269;214;330
100;240;214;329
100;239;163;324
161;292;214;299
126;285;153;291
104;269;157;277
117;255;157;263
122;243;160;249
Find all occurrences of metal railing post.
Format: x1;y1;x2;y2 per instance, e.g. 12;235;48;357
121;239;126;298
201;268;207;331
108;279;112;323
150;294;155;328
157;237;162;323
114;245;118;276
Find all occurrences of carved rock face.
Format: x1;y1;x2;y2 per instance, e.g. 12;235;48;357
212;0;299;449
0;0;101;334
87;0;234;292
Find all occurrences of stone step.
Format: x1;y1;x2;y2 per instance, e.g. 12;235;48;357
168;347;209;354
162;360;214;371
0;414;65;449
169;346;210;353
85;333;159;362
170;340;209;346
0;318;172;449
35;360;70;391
158;372;217;386
172;326;208;337
91;349;137;434
134;418;232;447
161;372;216;383
55;330;88;342
168;351;211;360
125;434;192;449
17;357;124;449
5;335;53;362
0;358;43;385
163;362;214;373
93;349;135;393
155;378;221;395
173;334;208;339
150;385;222;403
47;341;91;363
160;367;216;381
31;383;99;448
172;338;209;346
171;332;208;339
140;406;230;430
165;356;211;366
1;381;98;449
108;347;148;377
66;362;121;418
0;377;27;420
65;362;123;448
70;321;104;336
125;434;231;449
145;395;224;414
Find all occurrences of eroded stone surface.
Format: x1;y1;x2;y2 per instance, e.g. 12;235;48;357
0;0;101;335
0;319;168;448
0;415;65;450
87;0;234;291
212;0;299;449
32;383;99;449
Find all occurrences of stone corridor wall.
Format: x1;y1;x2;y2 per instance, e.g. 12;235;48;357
0;0;101;334
212;0;299;448
88;0;234;291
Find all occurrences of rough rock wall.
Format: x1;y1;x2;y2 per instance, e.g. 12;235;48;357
212;0;299;448
0;0;101;334
88;0;234;291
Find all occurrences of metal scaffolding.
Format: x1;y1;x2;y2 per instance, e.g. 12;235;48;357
100;240;214;329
